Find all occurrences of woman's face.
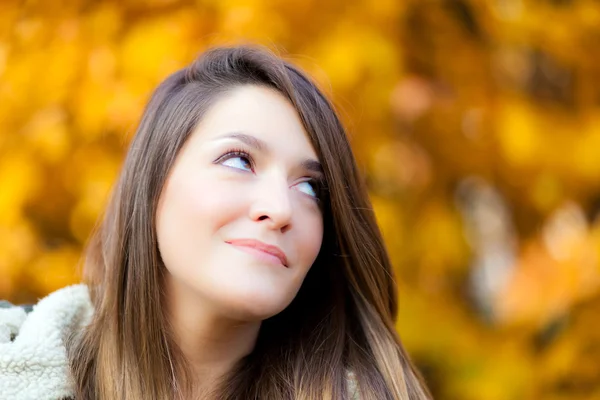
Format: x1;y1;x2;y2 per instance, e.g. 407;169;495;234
156;85;324;321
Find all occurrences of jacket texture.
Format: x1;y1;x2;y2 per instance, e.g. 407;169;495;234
0;284;92;400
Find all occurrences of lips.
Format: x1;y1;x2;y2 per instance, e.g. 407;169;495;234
225;239;289;267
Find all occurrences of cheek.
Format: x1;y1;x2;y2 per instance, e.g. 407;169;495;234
156;173;245;272
166;171;243;223
294;208;324;272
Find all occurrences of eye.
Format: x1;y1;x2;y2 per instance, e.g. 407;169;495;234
217;149;254;172
295;179;321;201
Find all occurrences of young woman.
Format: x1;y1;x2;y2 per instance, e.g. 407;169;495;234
0;46;431;399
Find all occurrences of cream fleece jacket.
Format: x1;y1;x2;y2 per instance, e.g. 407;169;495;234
0;284;92;400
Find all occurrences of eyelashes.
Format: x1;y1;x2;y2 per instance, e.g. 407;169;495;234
214;147;326;202
215;147;254;171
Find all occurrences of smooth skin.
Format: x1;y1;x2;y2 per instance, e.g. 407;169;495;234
156;85;325;395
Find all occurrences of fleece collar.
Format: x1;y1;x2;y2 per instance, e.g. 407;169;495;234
0;284;93;400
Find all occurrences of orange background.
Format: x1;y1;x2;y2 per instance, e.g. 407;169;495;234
1;0;600;398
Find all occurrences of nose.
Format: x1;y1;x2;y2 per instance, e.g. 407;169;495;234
249;174;293;232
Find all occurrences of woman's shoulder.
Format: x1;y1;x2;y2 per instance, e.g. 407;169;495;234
0;284;93;400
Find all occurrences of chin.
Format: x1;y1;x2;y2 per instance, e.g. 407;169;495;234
221;290;295;321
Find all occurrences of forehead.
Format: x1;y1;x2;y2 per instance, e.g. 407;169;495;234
189;85;318;159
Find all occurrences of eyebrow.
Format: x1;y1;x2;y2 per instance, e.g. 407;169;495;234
214;132;324;174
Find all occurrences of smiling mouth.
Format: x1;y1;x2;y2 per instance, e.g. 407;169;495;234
225;239;288;267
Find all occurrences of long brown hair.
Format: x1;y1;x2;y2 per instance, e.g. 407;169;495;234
68;45;431;400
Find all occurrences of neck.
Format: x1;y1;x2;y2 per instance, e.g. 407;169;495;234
165;278;261;396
